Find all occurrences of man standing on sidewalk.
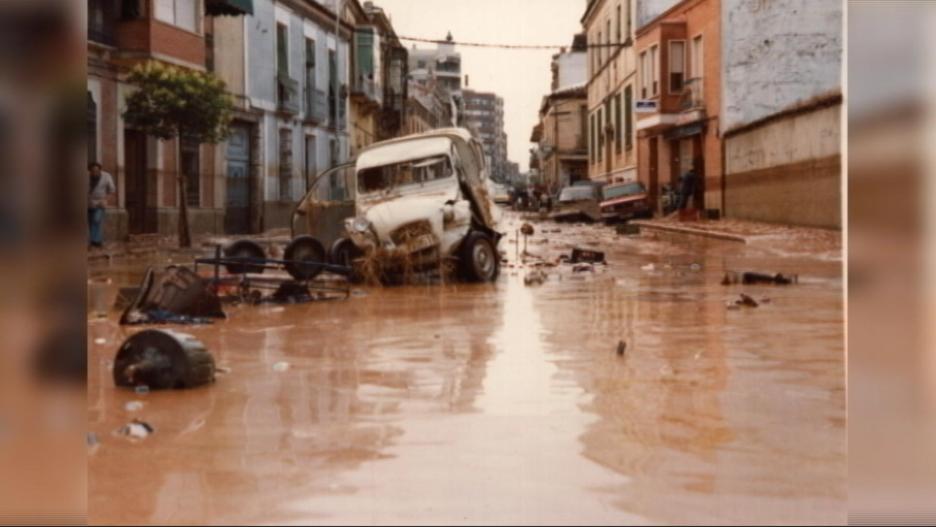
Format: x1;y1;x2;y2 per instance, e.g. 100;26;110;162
88;162;115;249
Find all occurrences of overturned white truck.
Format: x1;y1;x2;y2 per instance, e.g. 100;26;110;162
292;129;503;283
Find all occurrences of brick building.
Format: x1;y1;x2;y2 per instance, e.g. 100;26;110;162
582;0;638;184
634;0;722;216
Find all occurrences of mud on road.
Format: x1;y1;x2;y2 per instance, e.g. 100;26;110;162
88;211;845;525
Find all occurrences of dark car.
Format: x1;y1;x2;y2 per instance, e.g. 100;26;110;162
600;181;652;223
551;184;603;223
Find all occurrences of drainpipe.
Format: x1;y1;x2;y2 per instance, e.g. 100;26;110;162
335;0;346;161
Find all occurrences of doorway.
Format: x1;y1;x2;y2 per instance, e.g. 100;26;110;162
224;123;251;234
124;129;153;234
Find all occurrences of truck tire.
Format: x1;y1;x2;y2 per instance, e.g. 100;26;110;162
458;232;499;283
329;237;364;283
224;240;266;274
284;236;326;281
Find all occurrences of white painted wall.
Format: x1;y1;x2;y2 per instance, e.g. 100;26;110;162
721;0;842;131
636;0;680;29
556;52;587;90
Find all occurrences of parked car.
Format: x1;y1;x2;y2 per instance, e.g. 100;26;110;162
600;181;652;223
486;179;511;205
551;183;604;223
317;128;503;283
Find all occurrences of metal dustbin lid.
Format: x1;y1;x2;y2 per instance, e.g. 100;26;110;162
113;329;215;390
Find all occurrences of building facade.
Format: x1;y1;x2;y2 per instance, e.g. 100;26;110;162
408;33;463;126
88;0;253;240
583;0;638;184
530;35;589;194
720;0;842;228
462;89;508;180
634;0;722;215
404;80;453;135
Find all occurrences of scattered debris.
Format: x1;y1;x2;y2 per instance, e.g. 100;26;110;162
760;297;772;304
520;223;535;236
641;263;655;272
120;266;225;325
125;401;144;412
727;293;760;308
722;271;799;286
271;281;313;304
114;329;216;390
134;385;150;395
616;224;640;236
273;361;291;372
690;263;702;272
616;340;627;356
116;419;154;440
87;432;99;448
524;269;548;286
94;338;107;345
215;366;232;375
350;289;368;298
570;247;606;264
572;264;594;273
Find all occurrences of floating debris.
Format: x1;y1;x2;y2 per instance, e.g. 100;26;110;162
524;269;548;286
727;293;760;309
273;362;291;372
572;264;594;273
120;266;225;325
641;263;655;272
94;338;108;345
134;385;150;395
616;224;640;236
114;330;216;390
722;271;799;286
520;223;535;236
124;401;144;412
616;340;627;356
116;419;154;440
570;247;605;264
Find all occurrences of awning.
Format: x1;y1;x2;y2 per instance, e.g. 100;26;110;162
206;0;253;16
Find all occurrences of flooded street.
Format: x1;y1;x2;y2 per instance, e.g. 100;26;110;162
88;212;845;525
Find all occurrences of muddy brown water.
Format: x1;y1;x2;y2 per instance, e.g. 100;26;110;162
88;213;845;525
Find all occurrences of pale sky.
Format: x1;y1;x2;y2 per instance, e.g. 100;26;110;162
373;0;587;172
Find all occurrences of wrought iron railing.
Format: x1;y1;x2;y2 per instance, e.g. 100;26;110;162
680;77;704;111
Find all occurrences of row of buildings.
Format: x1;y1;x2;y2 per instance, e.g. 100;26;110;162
88;0;515;240
529;0;842;228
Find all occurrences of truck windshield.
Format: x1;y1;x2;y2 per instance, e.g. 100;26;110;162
559;186;597;202
358;155;453;194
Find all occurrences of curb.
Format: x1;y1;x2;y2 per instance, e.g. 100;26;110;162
630;221;748;243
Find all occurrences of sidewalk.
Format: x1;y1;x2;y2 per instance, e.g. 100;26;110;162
631;217;842;259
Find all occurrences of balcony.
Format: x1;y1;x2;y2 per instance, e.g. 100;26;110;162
351;74;382;108
679;78;704;111
305;87;328;124
277;74;301;115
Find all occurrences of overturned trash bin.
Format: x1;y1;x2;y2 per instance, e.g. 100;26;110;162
120;266;225;325
113;329;216;390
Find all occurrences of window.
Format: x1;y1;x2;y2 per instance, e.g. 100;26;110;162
615;92;623;154
669;40;685;93
650;45;659;95
279;129;293;201
606;19;611;56
616;4;622;44
597;108;603;162
181;139;200;207
87;92;97;164
691;35;703;79
625;85;633;149
276;23;289;76
305;38;316;114
589;113;596;163
328;49;337;126
626;0;632;40
597;31;602;66
639;51;648;98
155;0;198;33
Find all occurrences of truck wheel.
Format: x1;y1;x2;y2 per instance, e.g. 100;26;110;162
330;238;364;283
224;240;266;274
284;236;326;281
459;232;499;283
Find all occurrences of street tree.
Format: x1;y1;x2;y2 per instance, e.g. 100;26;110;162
122;61;234;247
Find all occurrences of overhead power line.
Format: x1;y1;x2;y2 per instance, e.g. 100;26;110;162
397;35;630;50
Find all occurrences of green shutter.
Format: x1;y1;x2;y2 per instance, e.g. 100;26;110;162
625;86;633;149
355;28;375;82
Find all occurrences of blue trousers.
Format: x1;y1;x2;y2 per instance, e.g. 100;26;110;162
88;207;104;245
